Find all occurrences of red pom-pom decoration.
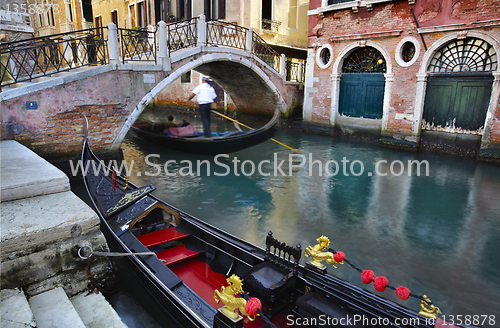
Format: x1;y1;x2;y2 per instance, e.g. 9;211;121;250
396;286;410;301
374;276;389;292
333;251;345;263
361;270;375;284
245;297;262;317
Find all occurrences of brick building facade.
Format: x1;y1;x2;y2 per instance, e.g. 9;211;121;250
303;0;500;158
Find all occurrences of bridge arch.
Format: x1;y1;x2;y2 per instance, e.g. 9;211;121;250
113;49;288;149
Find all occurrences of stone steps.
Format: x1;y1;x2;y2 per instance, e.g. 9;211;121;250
0;140;126;327
1;287;127;328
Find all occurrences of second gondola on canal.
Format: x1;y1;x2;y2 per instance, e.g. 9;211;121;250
130;110;278;156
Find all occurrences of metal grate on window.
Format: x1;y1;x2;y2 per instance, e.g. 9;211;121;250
427;37;498;73
342;46;386;73
320;47;331;66
401;41;415;63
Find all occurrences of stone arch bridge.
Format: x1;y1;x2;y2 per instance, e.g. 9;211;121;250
0;16;304;157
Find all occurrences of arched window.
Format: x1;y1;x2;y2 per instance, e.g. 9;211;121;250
427;37;497;73
342;47;386;73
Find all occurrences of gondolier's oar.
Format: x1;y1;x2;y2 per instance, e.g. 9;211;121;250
211;110;299;152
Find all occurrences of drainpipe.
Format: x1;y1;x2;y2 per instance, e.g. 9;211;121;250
107;22;120;65
198;14;206;47
411;8;427;51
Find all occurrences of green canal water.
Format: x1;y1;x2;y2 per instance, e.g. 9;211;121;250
106;108;499;325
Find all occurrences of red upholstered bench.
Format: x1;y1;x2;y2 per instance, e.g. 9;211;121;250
136;227;188;248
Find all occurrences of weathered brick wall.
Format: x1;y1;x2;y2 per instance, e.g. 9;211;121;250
1;69;165;158
412;0;500;28
9;103;130;158
310;72;333;124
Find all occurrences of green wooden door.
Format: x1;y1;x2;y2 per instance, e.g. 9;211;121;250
423;74;493;131
339;73;385;119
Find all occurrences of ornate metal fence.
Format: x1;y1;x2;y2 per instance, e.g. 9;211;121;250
206;21;247;50
252;33;281;73
0;27;107;88
118;27;156;63
167;18;198;54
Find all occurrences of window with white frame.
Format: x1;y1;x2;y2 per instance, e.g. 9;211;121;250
316;44;334;69
395;37;420;67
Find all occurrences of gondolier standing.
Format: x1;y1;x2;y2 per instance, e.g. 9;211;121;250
188;76;217;137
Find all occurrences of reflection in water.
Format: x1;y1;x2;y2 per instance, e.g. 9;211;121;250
121;110;500;322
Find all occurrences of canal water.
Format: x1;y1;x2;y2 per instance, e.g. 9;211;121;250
95;107;500;326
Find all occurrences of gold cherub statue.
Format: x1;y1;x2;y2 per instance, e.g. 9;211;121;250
304;236;344;269
213;274;259;321
419;295;441;320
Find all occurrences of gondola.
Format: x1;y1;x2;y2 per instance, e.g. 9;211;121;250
81;117;470;328
130;111;278;156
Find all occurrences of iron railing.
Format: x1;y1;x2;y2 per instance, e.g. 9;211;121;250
167;18;197;54
1;27;107;88
252;32;281;72
206;21;247;50
118;27;156;63
261;19;281;32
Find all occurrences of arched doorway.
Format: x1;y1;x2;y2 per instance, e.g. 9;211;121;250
422;37;497;132
339;46;386;119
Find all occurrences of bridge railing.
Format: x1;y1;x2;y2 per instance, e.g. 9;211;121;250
167;18;198;54
118;27;156;63
206;20;247;50
0;27;107;88
252;32;281;73
205;20;283;76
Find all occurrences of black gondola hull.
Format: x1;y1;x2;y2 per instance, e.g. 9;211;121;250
130;125;277;155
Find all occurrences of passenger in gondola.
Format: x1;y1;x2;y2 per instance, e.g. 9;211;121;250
166;115;177;128
180;118;190;127
162;115;177;135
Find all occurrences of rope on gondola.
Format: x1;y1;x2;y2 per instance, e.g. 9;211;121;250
79;246;166;296
78;245;165;262
328;247;426;302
